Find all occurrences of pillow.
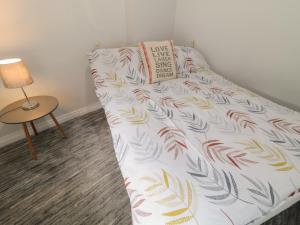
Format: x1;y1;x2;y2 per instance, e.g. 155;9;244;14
175;46;210;77
139;40;177;84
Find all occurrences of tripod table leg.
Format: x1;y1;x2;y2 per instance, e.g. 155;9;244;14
49;112;67;138
22;122;37;160
30;121;38;135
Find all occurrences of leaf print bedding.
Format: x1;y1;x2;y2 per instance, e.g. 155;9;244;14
88;46;300;225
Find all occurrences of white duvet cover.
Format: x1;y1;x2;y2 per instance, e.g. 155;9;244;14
88;46;300;225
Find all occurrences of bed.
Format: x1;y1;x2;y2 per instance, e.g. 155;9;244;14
88;46;300;225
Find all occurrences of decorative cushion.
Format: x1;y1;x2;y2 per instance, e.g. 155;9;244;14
139;40;177;84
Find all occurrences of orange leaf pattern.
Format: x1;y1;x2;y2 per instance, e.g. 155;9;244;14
203;140;257;169
158;127;187;159
227;110;257;132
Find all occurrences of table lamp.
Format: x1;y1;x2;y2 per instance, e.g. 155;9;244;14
0;58;39;110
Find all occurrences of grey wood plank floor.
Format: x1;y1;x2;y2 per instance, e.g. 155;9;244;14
0;109;299;225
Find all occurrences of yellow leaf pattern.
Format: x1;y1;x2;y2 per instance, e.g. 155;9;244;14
141;170;199;225
106;73;127;88
237;139;295;171
166;216;193;225
186;96;214;110
120;107;149;125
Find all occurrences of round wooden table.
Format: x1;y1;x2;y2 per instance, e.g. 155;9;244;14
0;96;67;160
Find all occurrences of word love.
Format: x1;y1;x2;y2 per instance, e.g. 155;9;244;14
151;46;171;58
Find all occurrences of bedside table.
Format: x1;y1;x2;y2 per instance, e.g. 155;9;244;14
0;95;67;160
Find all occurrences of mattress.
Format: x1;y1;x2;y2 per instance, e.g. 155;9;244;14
252;193;300;224
88;46;300;225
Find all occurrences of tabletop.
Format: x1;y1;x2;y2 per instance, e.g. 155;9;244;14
0;96;58;124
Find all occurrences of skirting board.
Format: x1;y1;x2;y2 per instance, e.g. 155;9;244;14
0;102;102;148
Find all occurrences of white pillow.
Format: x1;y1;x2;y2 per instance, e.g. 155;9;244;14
175;46;209;76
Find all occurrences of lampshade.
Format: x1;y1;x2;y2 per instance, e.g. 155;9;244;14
0;58;33;89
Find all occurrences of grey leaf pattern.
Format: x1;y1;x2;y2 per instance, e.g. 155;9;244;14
186;156;250;205
212;95;231;105
130;129;163;162
96;91;112;106
88;50;99;63
209;113;241;135
113;134;129;165
147;101;174;121
195;74;212;85
126;66;145;85
235;99;265;114
180;112;209;133
152;83;169;93
242;175;279;214
99;49;118;66
262;129;300;157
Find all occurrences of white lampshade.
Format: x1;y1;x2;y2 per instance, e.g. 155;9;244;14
0;58;33;89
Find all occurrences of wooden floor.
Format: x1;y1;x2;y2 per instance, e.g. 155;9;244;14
0;109;131;225
0;109;299;225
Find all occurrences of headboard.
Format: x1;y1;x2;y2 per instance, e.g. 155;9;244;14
94;40;196;49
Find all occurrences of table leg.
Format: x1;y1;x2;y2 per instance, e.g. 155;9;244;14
49;112;67;138
22;122;37;160
30;121;38;135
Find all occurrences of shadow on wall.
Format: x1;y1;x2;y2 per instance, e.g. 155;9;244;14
249;87;300;113
84;66;99;105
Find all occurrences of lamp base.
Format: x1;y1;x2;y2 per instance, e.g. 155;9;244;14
22;100;39;111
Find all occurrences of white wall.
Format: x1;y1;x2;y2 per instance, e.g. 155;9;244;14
174;0;300;111
1;0;299;147
126;0;176;44
0;0;176;145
